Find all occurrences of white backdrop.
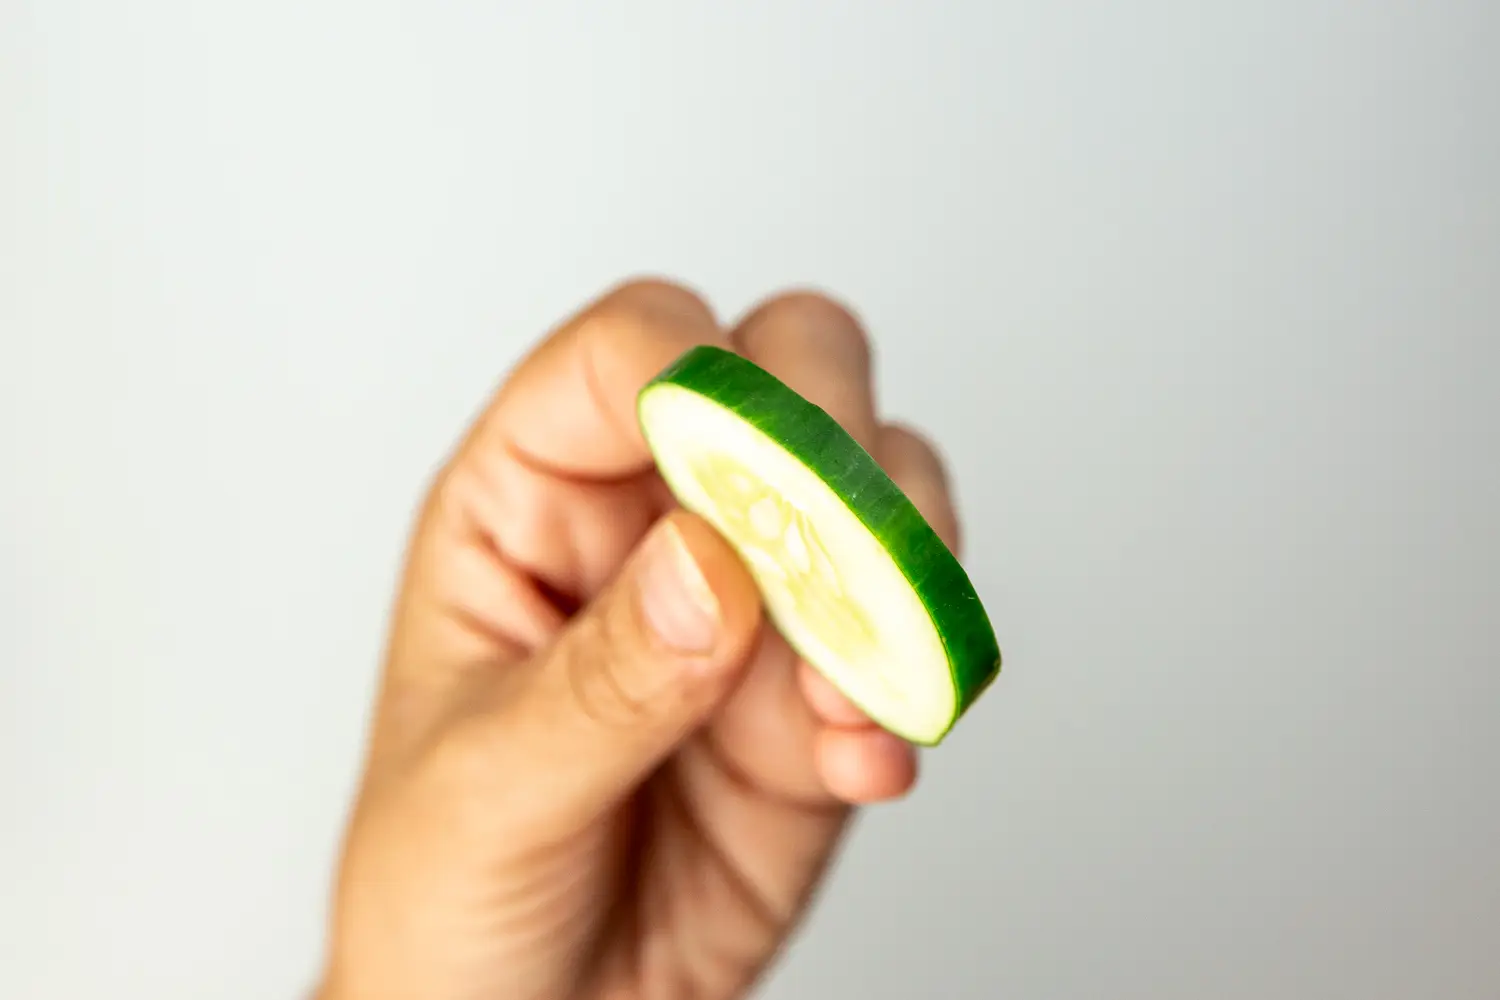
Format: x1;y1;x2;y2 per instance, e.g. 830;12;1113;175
3;3;1498;997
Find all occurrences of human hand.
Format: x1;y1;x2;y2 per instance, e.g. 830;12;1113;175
317;279;965;1000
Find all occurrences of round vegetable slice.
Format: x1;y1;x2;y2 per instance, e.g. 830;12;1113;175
636;344;1000;746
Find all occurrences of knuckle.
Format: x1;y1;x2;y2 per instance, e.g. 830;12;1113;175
558;605;657;731
429;453;484;530
740;288;871;359
573;278;720;399
594;275;717;331
428;451;546;569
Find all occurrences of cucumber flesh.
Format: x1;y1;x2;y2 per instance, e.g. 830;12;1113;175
637;345;1000;746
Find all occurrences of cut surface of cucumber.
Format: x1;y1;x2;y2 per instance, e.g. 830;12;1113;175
637;345;1000;746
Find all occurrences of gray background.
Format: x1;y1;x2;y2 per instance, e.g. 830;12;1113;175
3;2;1497;998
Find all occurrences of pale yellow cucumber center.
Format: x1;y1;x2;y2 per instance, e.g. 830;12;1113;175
684;452;887;680
639;383;957;742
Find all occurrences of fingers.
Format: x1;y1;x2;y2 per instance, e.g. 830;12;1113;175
384;278;727;705
476;511;764;831
797;662;870;728
817;728;920;802
475;277;725;479
729;291;881;450
384;279;964;826
437;276;727;602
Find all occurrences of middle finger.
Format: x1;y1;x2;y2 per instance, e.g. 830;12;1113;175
729;291;881;451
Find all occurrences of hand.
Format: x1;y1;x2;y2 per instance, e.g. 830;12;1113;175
317;279;965;1000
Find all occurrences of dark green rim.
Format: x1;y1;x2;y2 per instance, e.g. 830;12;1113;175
638;344;1001;744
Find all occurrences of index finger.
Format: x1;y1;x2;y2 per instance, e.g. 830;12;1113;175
375;279;728;746
469;277;726;480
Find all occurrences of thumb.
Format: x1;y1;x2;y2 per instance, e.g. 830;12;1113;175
503;511;763;822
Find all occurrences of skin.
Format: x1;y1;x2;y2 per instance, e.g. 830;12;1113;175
317;278;965;1000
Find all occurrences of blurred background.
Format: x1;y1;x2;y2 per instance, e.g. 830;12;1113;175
2;2;1497;998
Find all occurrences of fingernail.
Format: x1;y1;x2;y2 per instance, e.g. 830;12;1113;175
638;522;720;654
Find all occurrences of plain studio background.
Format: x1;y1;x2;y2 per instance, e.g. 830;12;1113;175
2;2;1497;998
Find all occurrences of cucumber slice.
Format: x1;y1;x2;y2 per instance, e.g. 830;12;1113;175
636;345;1000;746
